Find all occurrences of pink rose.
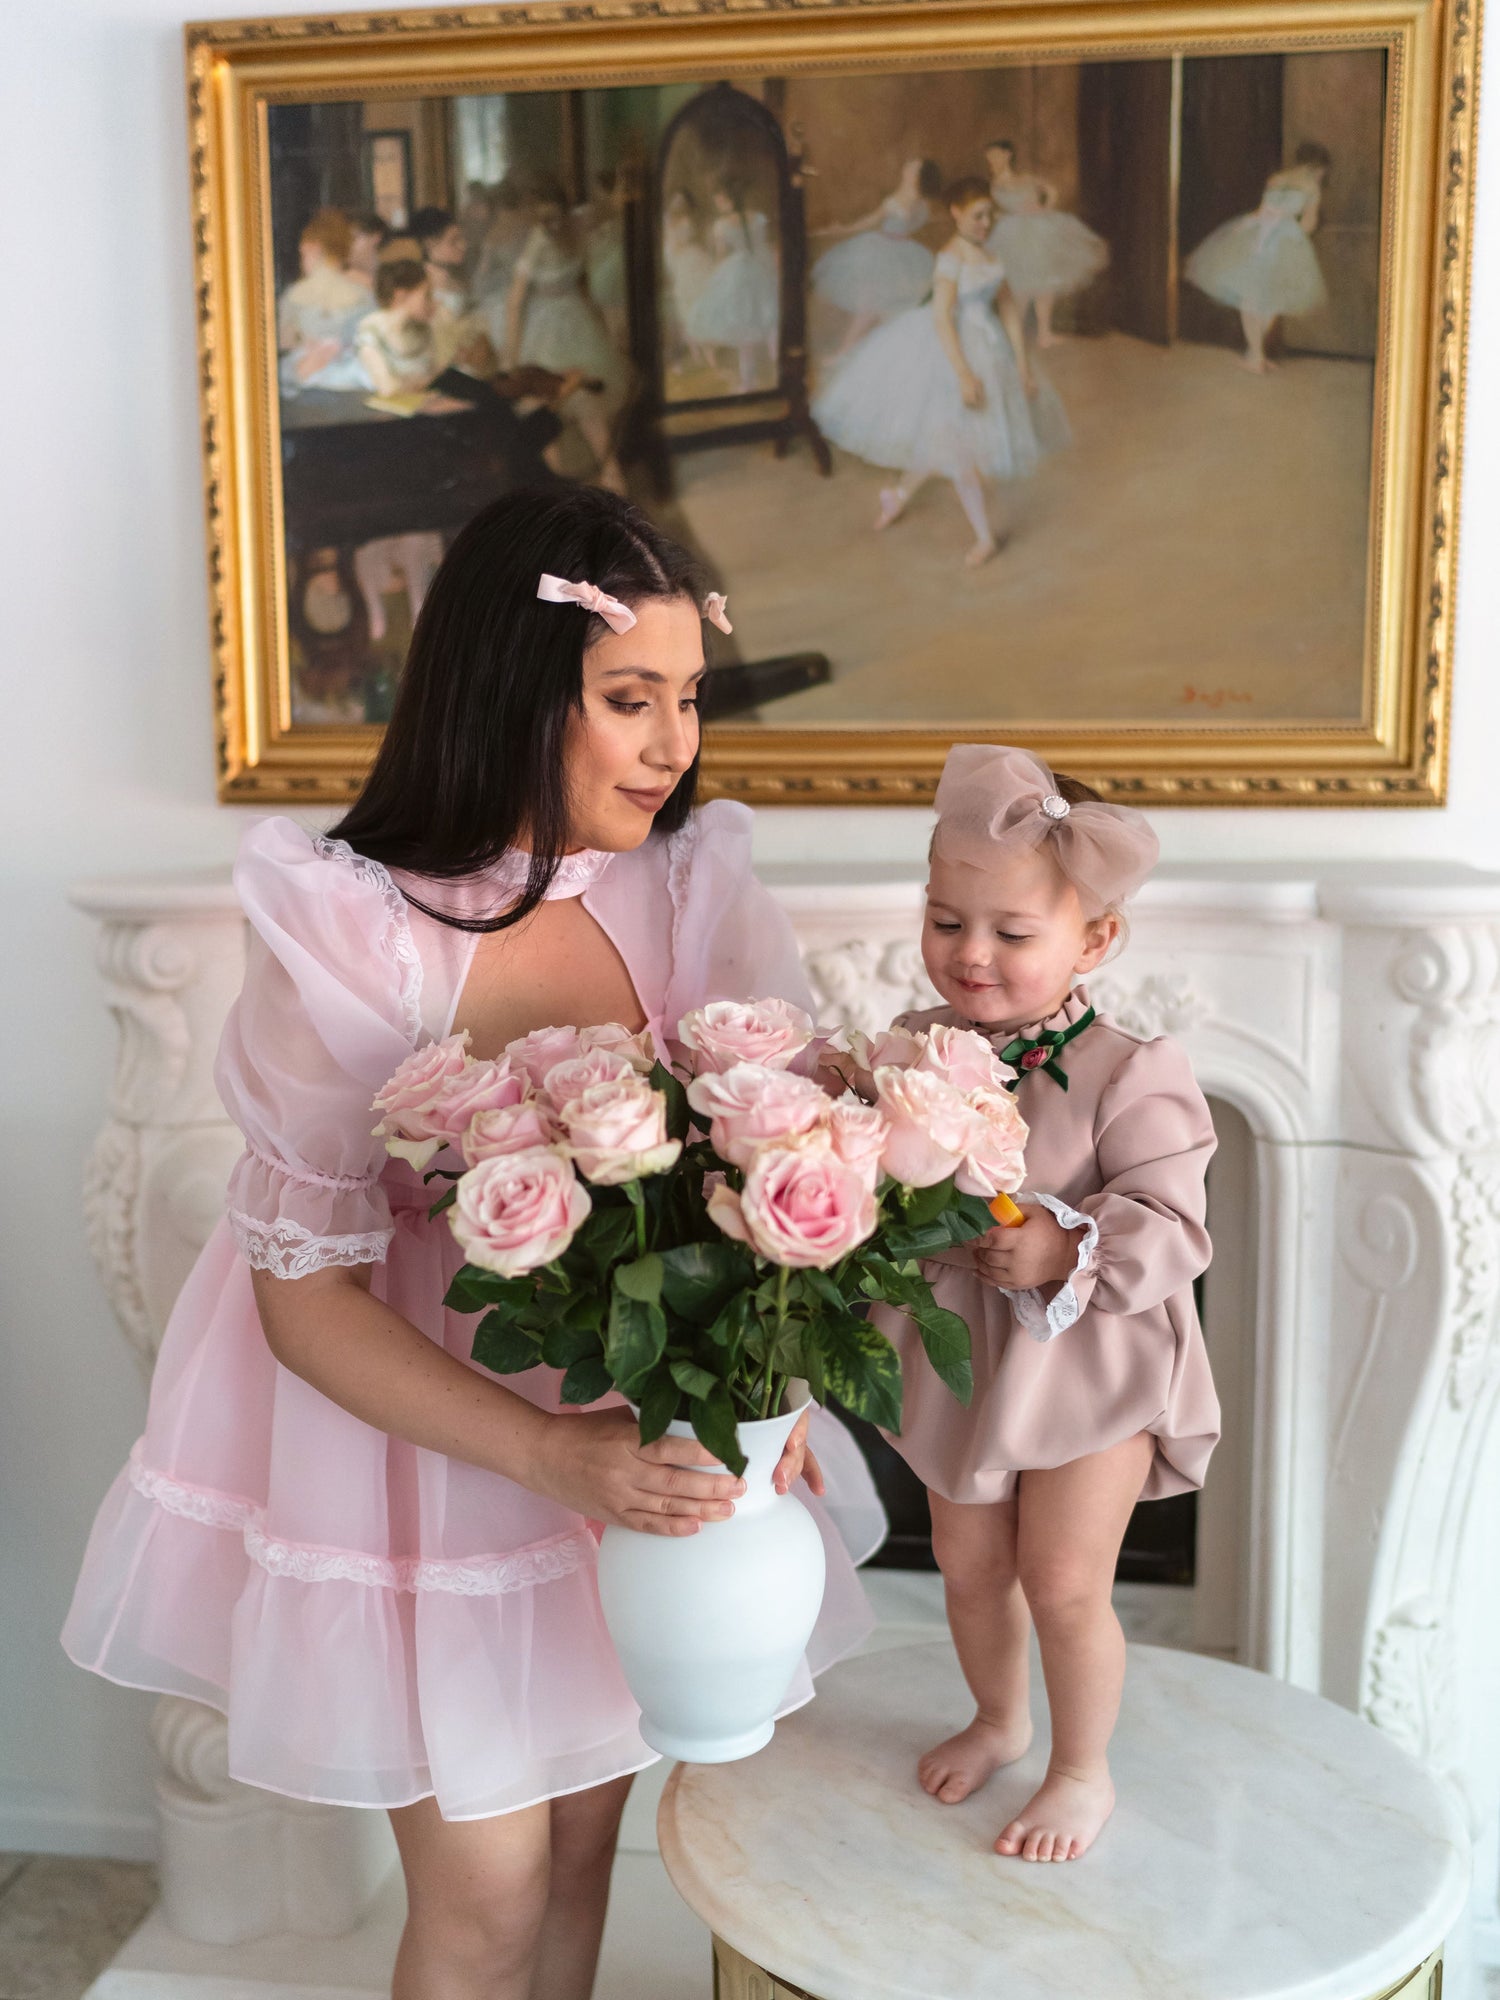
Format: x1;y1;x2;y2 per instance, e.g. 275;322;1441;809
462;1098;561;1167
916;1023;1014;1096
580;1023;659;1075
504;1025;585;1092
371;1032;473;1168
708;1142;877;1269
825;1100;890;1186
542;1048;636;1110
686;1062;828;1169
956;1086;1030;1198
559;1076;682;1185
843;1024;925;1098
677;998;816;1076
450;1148;591;1277
873;1065;979;1188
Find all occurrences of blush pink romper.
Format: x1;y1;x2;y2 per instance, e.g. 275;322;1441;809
63;804;884;1819
871;989;1221;1505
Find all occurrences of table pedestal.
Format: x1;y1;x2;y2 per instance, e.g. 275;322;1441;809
710;1941;1445;2000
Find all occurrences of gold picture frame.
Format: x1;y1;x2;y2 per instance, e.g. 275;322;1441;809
188;0;1480;806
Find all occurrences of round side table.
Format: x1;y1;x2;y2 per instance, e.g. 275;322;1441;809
658;1642;1468;2000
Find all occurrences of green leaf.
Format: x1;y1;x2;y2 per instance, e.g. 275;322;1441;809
879;1219;953;1262
636;1368;682;1446
616;1253;664;1306
426;1185;459;1220
658;1242;756;1325
542;1319;603;1370
650;1059;692;1143
900;1173;957;1227
445;1266;535;1317
689;1382;746;1476
580;1204;638;1275
560;1355;613;1405
606;1287;668;1395
946;1190;1003;1246
817;1316;904;1434
859;1258;972;1405
472;1312;544;1376
669;1356;721;1400
800;1267;850;1315
803;1343;828;1405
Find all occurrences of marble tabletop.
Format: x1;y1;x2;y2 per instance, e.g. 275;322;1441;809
658;1641;1469;2000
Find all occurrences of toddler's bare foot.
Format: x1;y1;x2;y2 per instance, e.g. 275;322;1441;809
918;1715;1033;1805
995;1763;1116;1861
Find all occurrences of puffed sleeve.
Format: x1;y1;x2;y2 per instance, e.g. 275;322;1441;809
660;799;814;1026
215;818;423;1280
934;249;964;285
1011;1037;1216;1341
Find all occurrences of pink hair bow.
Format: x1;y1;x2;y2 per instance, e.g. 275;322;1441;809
536;572;638;635
703;592;733;634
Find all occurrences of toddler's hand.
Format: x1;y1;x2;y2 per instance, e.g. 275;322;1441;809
972;1208;1084;1291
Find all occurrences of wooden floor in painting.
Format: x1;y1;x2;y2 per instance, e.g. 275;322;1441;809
671;331;1375;730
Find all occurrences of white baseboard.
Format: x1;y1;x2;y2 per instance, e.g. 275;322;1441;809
0;1800;159;1862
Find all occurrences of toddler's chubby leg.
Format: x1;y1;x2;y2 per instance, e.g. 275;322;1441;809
919;1491;1033;1804
996;1431;1155;1862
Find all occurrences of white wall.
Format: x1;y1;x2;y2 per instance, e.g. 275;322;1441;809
1;0;1496;1858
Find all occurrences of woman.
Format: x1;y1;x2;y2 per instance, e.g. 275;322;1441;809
1185;142;1332;374
277;206;374;396
982;140;1108;350
811;156;942;358
64;486;884;2000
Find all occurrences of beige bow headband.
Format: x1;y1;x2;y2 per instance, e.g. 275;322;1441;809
932;745;1159;915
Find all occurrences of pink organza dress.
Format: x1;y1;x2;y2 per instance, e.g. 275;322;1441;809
64;803;885;1819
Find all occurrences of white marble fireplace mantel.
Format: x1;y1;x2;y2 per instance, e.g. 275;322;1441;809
72;855;1500;1985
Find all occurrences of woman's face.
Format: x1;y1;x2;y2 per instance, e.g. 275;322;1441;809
713;189;735;214
985;145;1015;178
953;196;996;243
563;595;704;852
299;239;330;277
393;280;433;321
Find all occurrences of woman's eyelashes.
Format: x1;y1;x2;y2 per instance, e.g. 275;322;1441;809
603;691;703;717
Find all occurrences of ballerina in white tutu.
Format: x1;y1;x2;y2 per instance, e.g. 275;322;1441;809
811;157;942;357
813;176;1067;570
684;181;780;394
983;140;1108;350
662;189;715;369
1184;142;1331;374
505;180;630;492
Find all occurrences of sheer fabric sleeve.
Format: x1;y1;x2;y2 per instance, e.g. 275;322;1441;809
934;249;964;285
215;818;424;1280
660;800;815;1026
1013;1037;1216;1339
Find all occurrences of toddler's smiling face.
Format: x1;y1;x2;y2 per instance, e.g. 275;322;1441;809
921;847;1117;1035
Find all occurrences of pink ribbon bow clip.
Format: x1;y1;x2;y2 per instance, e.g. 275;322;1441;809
536;573;638;635
703;592;733;635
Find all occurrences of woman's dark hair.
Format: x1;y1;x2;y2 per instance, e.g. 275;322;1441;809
327;486;708;933
1294;139;1332;173
374;258;427;307
410;205;456;253
985;138;1017;160
944;175;993;213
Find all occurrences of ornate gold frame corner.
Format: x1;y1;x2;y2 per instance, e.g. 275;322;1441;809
186;0;1482;808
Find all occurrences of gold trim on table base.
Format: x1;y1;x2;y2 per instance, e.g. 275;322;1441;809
712;1937;1444;2000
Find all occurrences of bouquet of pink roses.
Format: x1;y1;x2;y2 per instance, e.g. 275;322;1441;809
371;1000;1026;1474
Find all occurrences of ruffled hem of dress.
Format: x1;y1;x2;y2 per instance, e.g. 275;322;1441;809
1004;1192;1100;1342
125;1443;596;1595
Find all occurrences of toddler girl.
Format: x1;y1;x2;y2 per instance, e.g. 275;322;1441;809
871;744;1220;1861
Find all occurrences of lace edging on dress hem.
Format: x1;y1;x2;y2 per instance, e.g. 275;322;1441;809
126;1445;596;1597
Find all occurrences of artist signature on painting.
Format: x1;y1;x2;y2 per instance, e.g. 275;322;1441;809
1180;685;1254;709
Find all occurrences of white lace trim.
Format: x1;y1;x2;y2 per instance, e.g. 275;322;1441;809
228;1205;392;1280
485;847;616;904
127;1445;596;1597
665;813;700;986
1004;1192;1101;1343
313;835;424;1043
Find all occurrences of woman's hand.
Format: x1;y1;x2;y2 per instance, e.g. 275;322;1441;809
527;1406;744;1536
773;1408;826;1498
972;1208;1084;1290
959;367;986;410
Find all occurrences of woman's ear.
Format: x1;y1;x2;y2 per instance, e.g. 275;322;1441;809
1075;912;1119;975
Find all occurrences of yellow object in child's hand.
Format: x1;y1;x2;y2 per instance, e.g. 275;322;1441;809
989;1191;1026;1229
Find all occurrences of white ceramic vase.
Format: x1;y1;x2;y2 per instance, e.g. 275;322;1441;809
595;1389;828;1764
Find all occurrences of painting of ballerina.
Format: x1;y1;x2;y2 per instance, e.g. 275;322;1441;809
264;46;1386;740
